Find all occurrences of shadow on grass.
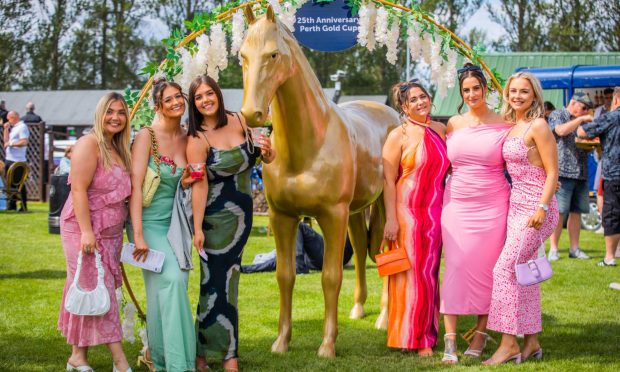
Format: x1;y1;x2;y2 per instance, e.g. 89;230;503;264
0;269;66;280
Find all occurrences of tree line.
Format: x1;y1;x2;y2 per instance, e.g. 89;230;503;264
1;0;618;94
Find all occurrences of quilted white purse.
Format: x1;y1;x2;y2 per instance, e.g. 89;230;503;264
64;251;110;316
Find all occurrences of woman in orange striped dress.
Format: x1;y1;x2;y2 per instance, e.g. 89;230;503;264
382;81;449;356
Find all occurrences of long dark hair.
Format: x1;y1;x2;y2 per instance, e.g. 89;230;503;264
151;77;184;110
457;63;487;114
391;80;432;115
187;75;231;137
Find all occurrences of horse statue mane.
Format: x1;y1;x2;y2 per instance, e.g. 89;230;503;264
240;6;400;358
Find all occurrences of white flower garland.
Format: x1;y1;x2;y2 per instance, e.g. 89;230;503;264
122;302;137;343
385;18;400;65
406;23;422;63
207;23;228;81
374;7;389;47
357;2;377;51
230;9;246;58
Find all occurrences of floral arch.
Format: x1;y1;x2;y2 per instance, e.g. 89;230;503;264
119;0;504;335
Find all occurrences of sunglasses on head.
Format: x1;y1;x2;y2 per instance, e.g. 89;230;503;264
399;79;421;92
457;65;482;75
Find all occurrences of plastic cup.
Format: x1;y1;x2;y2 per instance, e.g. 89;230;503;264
188;163;205;179
250;127;270;148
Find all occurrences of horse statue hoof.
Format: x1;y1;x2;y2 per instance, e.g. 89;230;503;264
349;303;366;319
317;342;336;358
374;308;388;330
271;335;289;353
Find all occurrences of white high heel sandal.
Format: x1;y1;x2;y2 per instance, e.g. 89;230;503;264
112;365;132;372
66;363;94;372
463;330;494;357
442;333;459;364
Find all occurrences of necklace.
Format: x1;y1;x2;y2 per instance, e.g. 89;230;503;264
406;116;430;127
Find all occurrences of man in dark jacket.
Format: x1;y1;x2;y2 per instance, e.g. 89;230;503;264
21;102;42;123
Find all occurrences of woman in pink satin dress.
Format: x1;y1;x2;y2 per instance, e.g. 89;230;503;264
440;64;512;364
58;93;133;372
484;73;558;365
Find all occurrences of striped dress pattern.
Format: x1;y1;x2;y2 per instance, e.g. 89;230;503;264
387;127;449;350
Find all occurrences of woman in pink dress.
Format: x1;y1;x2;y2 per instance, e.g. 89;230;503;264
58;93;133;372
440;64;512;364
484;73;558;365
383;80;449;356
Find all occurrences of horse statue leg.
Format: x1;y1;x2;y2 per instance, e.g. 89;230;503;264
316;203;349;358
347;212;368;319
269;210;301;353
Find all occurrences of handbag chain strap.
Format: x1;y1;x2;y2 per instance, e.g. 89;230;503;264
514;228;544;266
145;126;161;176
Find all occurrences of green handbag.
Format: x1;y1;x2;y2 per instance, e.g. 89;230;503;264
142;126;161;207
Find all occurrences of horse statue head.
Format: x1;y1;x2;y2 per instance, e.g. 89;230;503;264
239;6;324;127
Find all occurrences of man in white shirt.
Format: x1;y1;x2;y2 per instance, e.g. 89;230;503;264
3;111;30;211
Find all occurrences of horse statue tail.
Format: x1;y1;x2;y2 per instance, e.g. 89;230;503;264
367;194;385;262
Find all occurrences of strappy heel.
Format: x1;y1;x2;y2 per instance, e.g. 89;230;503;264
463;330;494;357
524;348;543;361
66;363;94;372
442;333;458;364
483;352;522;365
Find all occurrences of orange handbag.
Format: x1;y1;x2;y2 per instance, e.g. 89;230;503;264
375;240;411;277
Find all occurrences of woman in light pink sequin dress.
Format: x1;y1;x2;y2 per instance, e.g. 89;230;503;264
485;73;559;365
58;93;133;372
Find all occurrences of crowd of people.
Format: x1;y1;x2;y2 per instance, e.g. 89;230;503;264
53;67;619;372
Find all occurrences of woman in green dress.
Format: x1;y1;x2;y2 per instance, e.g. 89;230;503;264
129;78;197;371
186;75;275;372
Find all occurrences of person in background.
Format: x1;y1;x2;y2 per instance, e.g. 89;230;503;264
578;86;620;267
186;75;275;372
58;92;133;372
383;80;448;356
485;72;558;365
547;92;594;261
0;100;8;123
21;102;42;123
241;221;354;274
440;64;511;364
3;111;30;211
55;146;73;175
594;88;614;119
544;101;555;121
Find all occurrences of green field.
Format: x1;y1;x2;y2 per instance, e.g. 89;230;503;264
0;204;618;371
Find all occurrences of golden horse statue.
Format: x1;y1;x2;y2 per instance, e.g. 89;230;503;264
240;7;399;357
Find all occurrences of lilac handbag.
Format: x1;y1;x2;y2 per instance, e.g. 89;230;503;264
515;232;553;286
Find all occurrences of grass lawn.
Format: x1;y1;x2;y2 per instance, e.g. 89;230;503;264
0;203;618;371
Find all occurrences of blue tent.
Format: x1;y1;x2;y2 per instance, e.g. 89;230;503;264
515;65;620;105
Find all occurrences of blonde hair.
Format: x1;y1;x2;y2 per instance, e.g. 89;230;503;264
502;72;545;123
92;93;132;171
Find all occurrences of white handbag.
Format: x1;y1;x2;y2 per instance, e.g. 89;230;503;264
64;251;111;316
